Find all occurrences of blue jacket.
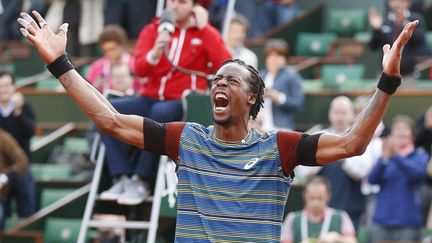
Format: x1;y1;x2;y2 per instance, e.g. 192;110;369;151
260;67;304;130
368;148;429;227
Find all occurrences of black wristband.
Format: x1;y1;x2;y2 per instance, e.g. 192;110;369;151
377;72;401;95
47;53;75;78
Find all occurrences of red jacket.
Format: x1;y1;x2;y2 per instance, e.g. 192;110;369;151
135;18;232;100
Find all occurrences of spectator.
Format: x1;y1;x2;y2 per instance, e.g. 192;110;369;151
369;115;428;243
104;0;157;39
87;25;141;95
0;0;23;40
99;0;231;205
281;176;357;243
227;14;258;69
45;0;103;56
0;71;36;219
297;96;365;229
369;0;427;85
251;0;300;38
414;105;432;225
0;127;28;229
258;39;303;131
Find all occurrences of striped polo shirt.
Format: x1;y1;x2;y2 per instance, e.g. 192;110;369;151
173;123;294;242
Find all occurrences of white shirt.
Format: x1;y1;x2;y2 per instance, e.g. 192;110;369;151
261;73;275;131
0;0;4;15
230;46;258;70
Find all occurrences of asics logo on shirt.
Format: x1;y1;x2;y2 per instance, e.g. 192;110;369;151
244;158;261;170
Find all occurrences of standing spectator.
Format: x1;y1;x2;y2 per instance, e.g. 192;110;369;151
0;71;36;219
414;105;432;225
281;176;357;243
0;0;23;40
258;39;303;131
0;127;28;229
251;0;300;38
369;115;428;243
45;0;103;56
369;0;427;85
104;0;157;39
227;14;258;69
99;0;231;205
87;25;141;95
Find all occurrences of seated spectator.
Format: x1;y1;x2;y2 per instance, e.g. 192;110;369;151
257;39;304;131
369;115;428;243
87;25;141;95
251;0;300;38
281;176;357;243
0;127;28;229
99;0;231;205
369;0;427;85
108;63;135;97
227;14;258;69
0;71;36;219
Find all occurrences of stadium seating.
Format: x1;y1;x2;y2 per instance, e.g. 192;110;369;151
320;64;365;88
295;32;337;56
326;9;367;37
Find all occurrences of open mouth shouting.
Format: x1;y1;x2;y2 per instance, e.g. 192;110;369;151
214;92;230;112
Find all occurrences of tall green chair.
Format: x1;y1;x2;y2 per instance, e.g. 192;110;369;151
0;63;15;73
320;64;365;89
44;218;82;243
36;77;63;90
63;137;90;154
326;9;367;37
295;33;337;56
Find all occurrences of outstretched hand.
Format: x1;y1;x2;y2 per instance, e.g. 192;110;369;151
17;11;69;64
382;20;418;77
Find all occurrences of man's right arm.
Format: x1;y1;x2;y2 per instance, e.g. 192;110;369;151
17;11;149;149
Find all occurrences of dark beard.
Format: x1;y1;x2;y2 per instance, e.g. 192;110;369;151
213;116;233;126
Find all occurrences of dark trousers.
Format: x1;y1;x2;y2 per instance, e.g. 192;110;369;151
4;171;36;217
100;96;183;179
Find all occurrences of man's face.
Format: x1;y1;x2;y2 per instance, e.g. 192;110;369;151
227;22;246;49
265;52;286;73
210;63;255;126
101;41;123;62
328;99;354;133
166;0;194;24
388;0;411;12
111;65;133;93
390;121;413;148
303;184;330;213
0;75;15;104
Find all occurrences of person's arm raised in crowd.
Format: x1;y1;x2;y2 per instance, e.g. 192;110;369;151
315;20;418;165
17;11;144;149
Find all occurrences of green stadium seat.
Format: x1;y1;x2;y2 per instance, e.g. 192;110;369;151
354;32;371;43
36;77;63;90
295;33;337;56
40;188;77;208
326;9;367;37
183;91;213;126
4;217;23;230
426;31;432;52
63;137;90;154
320;64;365;89
357;225;369;243
0;63;15;73
44;218;82;243
31;164;72;181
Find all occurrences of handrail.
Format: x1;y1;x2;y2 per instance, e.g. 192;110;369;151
30;122;75;152
7;183;91;233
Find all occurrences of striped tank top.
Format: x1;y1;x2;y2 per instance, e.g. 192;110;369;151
174;123;292;242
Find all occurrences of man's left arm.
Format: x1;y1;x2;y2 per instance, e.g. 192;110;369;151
315;20;418;165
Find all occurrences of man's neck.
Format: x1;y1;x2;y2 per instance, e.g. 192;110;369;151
214;120;249;142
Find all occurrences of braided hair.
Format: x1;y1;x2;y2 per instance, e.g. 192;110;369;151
221;59;265;120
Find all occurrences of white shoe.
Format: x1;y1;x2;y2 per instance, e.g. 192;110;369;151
100;175;130;201
117;175;150;205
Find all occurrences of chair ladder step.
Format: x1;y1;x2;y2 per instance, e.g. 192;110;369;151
87;220;151;229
